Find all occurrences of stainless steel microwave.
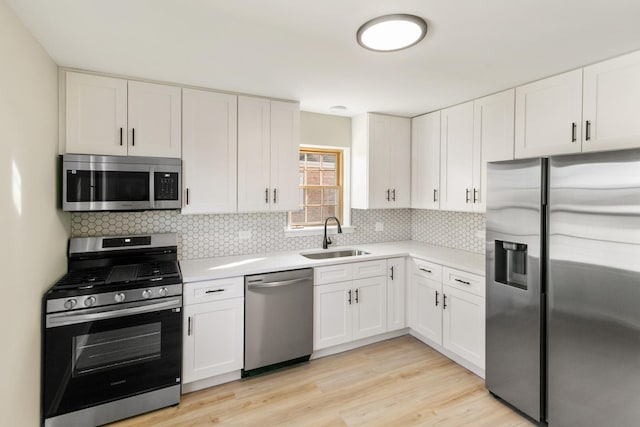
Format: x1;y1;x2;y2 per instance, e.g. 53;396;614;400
62;154;181;212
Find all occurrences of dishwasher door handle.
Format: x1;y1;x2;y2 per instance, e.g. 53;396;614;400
247;277;309;289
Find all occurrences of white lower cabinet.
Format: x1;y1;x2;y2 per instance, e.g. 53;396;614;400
386;257;406;331
314;258;396;351
182;278;244;384
409;259;485;372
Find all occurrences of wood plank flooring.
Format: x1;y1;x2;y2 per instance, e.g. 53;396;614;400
111;336;533;426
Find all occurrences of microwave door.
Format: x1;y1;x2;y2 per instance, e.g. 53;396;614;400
63;161;152;211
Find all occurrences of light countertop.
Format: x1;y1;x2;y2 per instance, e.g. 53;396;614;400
180;241;485;283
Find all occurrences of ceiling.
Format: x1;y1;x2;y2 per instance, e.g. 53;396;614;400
7;0;640;117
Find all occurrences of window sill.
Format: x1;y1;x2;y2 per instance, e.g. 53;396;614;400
283;225;355;238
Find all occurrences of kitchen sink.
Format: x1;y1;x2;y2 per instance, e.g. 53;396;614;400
301;249;370;260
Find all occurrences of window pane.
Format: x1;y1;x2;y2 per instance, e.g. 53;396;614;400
321;170;336;185
306;206;322;224
306;188;322;205
323;188;338;204
322;205;337;219
322;154;336;169
306;169;320;185
306;153;321;165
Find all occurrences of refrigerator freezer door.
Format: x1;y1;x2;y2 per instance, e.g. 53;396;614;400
548;150;640;427
486;158;543;421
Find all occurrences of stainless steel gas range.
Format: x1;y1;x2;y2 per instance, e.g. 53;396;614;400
42;233;183;427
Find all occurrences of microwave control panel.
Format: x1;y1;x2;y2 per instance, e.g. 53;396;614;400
154;172;179;200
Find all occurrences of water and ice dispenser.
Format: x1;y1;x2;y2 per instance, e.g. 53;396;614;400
495;240;528;289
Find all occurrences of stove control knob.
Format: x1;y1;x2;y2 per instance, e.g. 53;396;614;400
84;296;97;307
114;293;126;303
142;289;153;299
158;287;169;297
64;299;77;310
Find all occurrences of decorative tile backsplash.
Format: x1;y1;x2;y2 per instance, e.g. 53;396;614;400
411;210;486;254
71;208;485;259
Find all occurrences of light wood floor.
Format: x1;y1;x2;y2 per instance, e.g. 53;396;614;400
111;336;533;426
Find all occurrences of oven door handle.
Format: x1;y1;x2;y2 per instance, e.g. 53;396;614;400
46;298;182;328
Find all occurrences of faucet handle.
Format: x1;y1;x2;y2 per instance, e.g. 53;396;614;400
326;236;332;246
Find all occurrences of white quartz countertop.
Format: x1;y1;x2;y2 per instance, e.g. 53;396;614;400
180;241;485;283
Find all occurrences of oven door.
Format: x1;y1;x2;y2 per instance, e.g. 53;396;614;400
43;298;182;420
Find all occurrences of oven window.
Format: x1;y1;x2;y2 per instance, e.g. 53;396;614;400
72;323;161;376
66;170;150;202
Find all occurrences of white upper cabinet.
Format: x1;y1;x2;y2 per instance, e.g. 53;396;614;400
440;101;475;212
582;50;640;152
473;89;515;212
352;113;411;209
127;81;181;158
182;89;237;214
65;72;181;158
65;72;128;156
514;69;583;158
269;101;301;211
237;96;300;212
411;111;441;209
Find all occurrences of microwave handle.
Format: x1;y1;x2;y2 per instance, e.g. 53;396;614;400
149;166;155;208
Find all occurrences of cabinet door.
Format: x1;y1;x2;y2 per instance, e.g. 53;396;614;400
387;116;411;207
270;100;300;211
412;275;442;345
368;114;392;208
442;285;485;369
313;282;352;350
127;81;181;158
473;89;515;213
583;50;640;152
65;72;127;156
411;111;441;209
387;257;406;331
514;69;583;158
238;96;271;212
182;89;237;214
440;101;474;212
182;298;244;384
352;276;387;340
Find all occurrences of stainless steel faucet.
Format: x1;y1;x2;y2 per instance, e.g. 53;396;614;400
323;216;342;249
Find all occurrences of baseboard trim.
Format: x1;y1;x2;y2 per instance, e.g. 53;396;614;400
311;328;409;359
181;370;242;394
409;330;485;378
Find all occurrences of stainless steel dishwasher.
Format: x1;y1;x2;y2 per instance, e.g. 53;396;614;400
243;268;313;375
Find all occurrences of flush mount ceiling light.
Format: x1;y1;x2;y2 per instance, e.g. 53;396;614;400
357;14;427;52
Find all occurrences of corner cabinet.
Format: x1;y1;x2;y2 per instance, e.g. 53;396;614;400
65;72;181;158
352;113;411;209
409;259;485;374
182;277;244;385
237;96;300;212
411;111;441;209
440;90;514;213
181;89;238;214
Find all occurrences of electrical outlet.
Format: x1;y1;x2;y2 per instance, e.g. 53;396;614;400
375;222;384;232
238;230;251;240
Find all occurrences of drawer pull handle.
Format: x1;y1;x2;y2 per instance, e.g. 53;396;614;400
205;289;225;294
454;278;471;285
419;268;432;273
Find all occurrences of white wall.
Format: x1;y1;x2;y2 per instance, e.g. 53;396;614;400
0;1;69;425
300;111;351;148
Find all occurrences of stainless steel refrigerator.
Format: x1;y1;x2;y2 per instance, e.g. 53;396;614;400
486;149;640;426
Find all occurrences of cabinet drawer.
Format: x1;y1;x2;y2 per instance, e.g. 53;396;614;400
413;259;443;281
442;267;484;297
184;277;244;305
315;263;353;285
352;259;387;280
